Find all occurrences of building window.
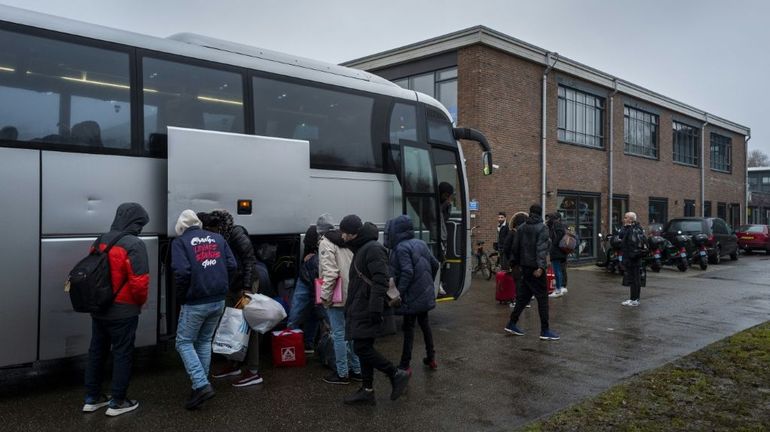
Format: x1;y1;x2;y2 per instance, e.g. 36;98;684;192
393;68;457;123
729;204;740;228
684;200;696;217
557;86;604;148
649;198;668;224
704;201;712;217
624;106;658;158
611;196;628;231
763;177;770;184
672;122;699;166
557;193;599;259
717;202;727;220
710;133;731;172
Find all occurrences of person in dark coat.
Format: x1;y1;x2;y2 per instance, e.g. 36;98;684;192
200;210;264;388
385;215;440;372
619;212;647;307
83;202;149;417
547;213;568;298
341;215;410;406
502;212;529;308
504;204;560;341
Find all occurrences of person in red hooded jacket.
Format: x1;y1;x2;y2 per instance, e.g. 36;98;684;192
83;202;150;417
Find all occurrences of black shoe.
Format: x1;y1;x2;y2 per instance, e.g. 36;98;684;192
343;387;376;406
185;384;215;410
389;369;410;401
349;372;364;382
323;372;350;385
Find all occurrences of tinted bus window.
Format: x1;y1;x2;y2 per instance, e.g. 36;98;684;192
253;76;378;171
0;29;130;149
426;109;454;145
143;57;244;149
389;103;417;143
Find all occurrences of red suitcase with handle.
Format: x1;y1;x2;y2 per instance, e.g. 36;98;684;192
495;271;516;303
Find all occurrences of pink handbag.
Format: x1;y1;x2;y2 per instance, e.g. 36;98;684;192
314;277;343;305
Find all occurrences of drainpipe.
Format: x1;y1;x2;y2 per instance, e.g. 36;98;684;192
541;52;559;213
608;79;619;233
745;135;751;223
701;114;709;216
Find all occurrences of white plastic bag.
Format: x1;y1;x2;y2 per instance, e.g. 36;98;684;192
243;293;287;334
212;307;250;361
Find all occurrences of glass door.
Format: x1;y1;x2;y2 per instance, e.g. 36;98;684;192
432;147;466;299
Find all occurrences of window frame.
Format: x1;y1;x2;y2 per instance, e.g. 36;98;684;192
624;105;659;159
557;85;605;149
709;132;732;173
672;121;700;167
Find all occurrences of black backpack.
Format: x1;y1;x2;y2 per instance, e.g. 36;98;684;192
67;232;128;313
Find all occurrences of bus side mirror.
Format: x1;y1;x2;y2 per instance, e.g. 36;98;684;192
482;151;493;176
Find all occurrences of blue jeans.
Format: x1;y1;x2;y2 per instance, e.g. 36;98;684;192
85;316;138;402
552;260;565;289
176;300;225;390
287;278;322;347
326;307;361;377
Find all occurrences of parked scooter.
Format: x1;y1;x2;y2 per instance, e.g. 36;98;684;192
665;232;690;272
688;233;709;270
596;231;624;275
646;235;666;272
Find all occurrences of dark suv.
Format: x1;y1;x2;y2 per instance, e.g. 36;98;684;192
662;217;739;264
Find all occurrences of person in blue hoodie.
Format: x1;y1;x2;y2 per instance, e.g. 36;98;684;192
171;209;237;410
385;215;440;373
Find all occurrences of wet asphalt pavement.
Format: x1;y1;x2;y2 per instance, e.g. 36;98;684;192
1;254;768;432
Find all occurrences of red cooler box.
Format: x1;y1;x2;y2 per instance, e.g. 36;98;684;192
271;329;306;367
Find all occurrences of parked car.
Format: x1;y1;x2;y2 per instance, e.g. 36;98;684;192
735;224;770;254
662;217;739;264
647;223;664;236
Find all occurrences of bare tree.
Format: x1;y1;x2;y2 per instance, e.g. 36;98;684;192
748;149;770;168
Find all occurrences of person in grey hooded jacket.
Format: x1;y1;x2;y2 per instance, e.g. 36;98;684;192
385;215;440;372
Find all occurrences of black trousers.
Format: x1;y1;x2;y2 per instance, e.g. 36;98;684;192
353;337;397;389
509;266;549;332
399;312;435;369
625;263;642;301
85;316;138;401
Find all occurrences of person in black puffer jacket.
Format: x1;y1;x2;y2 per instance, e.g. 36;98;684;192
619;212;647;307
504;204;560;341
340;215;410;406
385;215;440;372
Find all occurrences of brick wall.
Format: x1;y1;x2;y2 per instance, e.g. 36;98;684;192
457;44;747;250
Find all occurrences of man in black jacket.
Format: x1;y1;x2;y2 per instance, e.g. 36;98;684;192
340;215;410;406
504;204;560;341
619;212;647;307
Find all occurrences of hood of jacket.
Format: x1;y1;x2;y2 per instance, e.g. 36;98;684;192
110;203;149;235
323;229;348;248
347;222;379;252
385;215;414;249
526;213;543;226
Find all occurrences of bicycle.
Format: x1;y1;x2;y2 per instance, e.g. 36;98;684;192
471;226;494;280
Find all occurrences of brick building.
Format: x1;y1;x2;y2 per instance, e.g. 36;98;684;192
748;167;770;224
343;26;750;261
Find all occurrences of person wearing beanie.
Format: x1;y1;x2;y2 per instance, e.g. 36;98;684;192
285;224;327;364
202;209;263;388
316;213;362;385
171;209;237;410
505;204;560;341
342;216;410;405
83;203;149;417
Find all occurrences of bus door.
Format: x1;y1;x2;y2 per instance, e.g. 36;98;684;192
432;147;468;299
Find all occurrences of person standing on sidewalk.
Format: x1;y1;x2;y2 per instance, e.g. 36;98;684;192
172;210;237;410
547;213;568;298
504;204;560;341
341;215;410;405
317;213;363;385
83;202;149;417
200;210;264;388
385;215;440;373
619;212;647;307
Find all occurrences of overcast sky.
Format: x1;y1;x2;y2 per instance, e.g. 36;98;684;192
3;0;768;155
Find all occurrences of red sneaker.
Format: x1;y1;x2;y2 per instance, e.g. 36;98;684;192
232;370;264;387
422;357;438;370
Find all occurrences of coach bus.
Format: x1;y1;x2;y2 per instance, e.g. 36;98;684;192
0;5;493;368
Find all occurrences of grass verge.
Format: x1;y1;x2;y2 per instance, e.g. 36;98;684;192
521;321;770;432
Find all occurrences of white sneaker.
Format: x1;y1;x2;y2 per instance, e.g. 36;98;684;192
621;299;632;306
561;287;568;293
629;300;640;307
549;290;563;298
